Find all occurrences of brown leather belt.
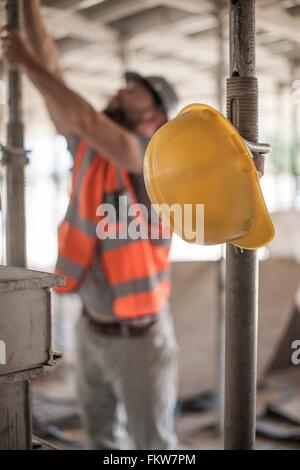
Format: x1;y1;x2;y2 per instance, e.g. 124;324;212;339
83;308;157;337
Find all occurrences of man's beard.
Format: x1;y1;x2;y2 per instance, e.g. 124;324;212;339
103;107;138;132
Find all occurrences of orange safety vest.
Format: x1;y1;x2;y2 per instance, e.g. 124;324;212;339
54;138;172;320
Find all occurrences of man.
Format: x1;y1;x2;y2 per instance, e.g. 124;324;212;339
1;1;179;450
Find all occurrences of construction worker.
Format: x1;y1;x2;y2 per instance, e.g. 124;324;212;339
1;0;179;450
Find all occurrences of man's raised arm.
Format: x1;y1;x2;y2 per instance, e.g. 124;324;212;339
1;27;144;174
22;0;69;135
23;0;62;79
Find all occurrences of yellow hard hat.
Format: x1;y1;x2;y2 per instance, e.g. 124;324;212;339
143;103;274;249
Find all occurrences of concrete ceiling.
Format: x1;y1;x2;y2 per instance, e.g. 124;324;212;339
0;0;300;136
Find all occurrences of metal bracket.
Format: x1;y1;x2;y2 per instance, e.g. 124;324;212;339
0;144;29;166
47;350;63;367
231;140;271;256
245;139;271;179
244;140;271;156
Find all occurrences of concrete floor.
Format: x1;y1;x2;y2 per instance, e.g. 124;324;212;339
32;363;300;451
37;260;300;451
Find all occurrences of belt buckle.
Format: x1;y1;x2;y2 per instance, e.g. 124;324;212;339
120;323;130;338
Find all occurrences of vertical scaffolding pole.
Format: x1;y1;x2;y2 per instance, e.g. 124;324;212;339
5;0;26;268
224;0;259;450
215;2;226;436
216;5;225;114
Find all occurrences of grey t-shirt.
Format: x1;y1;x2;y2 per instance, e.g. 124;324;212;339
66;133;158;324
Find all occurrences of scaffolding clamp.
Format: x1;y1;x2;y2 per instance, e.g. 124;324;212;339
232;140;271;255
47;350;63;367
245;139;272;179
0;144;29;166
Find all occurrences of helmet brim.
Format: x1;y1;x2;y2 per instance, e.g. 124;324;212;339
231;176;275;250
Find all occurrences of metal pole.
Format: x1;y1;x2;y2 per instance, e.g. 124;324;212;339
4;0;27;268
216;247;225;435
224;0;259;450
215;2;226;437
216;5;225;113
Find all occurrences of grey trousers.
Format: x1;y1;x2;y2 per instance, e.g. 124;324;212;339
75;307;179;450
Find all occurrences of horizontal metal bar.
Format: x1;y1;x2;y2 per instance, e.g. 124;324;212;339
244;139;271;155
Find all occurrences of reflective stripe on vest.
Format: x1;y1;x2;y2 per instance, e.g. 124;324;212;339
54;139;172;319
